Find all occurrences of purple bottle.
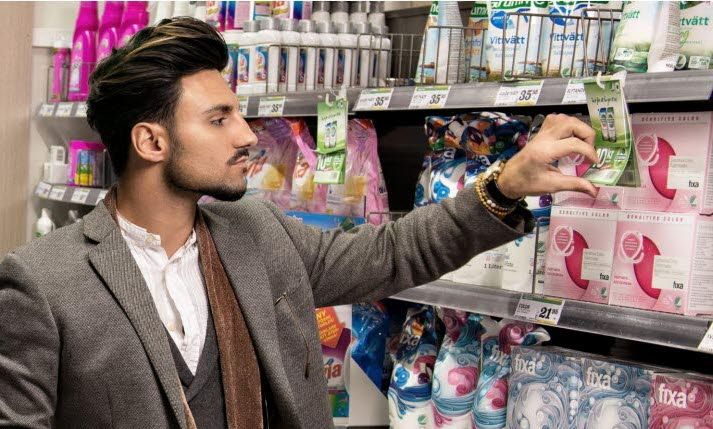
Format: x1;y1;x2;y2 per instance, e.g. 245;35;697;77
118;1;149;47
50;39;71;102
96;1;125;63
68;1;99;102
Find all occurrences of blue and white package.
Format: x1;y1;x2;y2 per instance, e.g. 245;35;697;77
351;302;389;391
506;347;583;429
388;305;439;429
577;357;653;429
430;310;485;428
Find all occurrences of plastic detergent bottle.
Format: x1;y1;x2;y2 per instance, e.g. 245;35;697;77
316;21;338;89
173;1;192;17
349;1;368;25
298;19;319;91
335;21;356;88
279;18;301;92
153;1;174;24
35;208;55;238
311;1;330;23
50;38;71;102
223;31;240;92
353;21;373;88
256;18;282;93
96;1;124;63
68;1;98;102
118;1;149;47
368;1;386;27
370;24;391;87
330;1;349;24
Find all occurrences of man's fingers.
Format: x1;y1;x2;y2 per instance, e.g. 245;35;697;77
543;114;596;145
550;137;599;164
549;173;598;197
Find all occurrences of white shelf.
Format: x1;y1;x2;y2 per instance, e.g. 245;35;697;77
34;181;107;206
392;280;713;354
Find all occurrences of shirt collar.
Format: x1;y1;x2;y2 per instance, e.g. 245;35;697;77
116;212;197;250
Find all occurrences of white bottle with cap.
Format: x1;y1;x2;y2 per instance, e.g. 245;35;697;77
256;18;282;93
368;1;386;27
279;18;300;92
353;22;373;87
298;19;319;91
349;1;368;25
311;1;330;23
371;24;391;86
330;1;349;24
335;22;357;87
316;21;338;89
241;20;260;95
34;208;55;238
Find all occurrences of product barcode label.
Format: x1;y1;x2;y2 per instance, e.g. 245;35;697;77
55;102;74;117
70;188;91;204
408;86;450;110
257;96;285;117
49;186;67;201
514;294;565;326
355;88;394;111
237;96;249;117
698;323;713;354
39;103;56;117
75;102;88;117
495;80;544;107
35;182;52;198
562;79;586;104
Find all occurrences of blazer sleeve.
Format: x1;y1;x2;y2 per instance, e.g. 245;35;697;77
0;253;59;428
267;187;531;308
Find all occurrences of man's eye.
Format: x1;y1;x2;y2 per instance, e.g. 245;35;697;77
211;117;226;126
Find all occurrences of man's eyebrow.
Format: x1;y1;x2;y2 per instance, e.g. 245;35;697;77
202;104;234;115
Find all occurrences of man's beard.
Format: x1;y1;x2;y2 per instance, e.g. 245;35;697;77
164;133;247;202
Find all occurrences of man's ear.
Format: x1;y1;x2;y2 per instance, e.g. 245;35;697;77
130;122;170;163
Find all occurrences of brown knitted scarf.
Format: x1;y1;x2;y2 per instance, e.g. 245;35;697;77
104;188;263;429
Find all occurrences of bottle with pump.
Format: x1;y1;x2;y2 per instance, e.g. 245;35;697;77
68;1;98;102
311;1;330;23
353;22;373;88
50;38;71;102
239;20;259;95
298;19;319;91
330;1;349;24
35;208;55;238
335;22;356;88
349;1;368;25
256;18;282;93
119;1;149;47
370;24;391;87
96;1;124;63
316;21;338;89
279;18;301;92
368;1;386;27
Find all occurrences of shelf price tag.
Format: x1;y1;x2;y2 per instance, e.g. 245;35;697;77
49;186;67;201
237;96;249;117
495;80;544;107
355;88;394;111
258;96;285;117
409;86;450;109
35;182;52;198
562;79;586;104
71;188;91;204
698;323;713;354
55;102;74;117
39;103;56;117
75;102;88;117
514;294;565;326
96;190;108;204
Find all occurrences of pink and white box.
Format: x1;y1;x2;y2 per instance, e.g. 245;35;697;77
554;154;623;209
624;112;713;214
610;211;713;316
544;206;618;304
651;373;713;428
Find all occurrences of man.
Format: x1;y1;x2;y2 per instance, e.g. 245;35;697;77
0;18;597;429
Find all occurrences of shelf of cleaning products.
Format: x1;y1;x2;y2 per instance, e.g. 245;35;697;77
34;181;107;207
392;280;713;354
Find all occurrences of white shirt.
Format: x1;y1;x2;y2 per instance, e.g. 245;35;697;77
117;213;209;374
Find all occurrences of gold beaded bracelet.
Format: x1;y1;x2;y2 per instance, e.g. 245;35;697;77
474;162;518;219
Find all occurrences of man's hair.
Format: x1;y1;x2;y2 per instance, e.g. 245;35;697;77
86;17;228;177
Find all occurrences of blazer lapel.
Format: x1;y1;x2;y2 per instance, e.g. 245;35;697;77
201;207;301;424
83;204;187;429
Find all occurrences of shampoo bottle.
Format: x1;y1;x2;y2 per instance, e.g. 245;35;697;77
68;1;99;102
97;1;125;63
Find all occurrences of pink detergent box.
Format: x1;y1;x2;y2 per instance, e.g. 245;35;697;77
610;211;713;316
623;112;713;214
651;373;713;428
543;206;618;304
554;154;623;209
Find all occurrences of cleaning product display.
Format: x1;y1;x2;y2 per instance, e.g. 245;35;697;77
67;140;106;187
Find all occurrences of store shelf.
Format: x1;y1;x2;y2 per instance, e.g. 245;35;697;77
34;181;107;206
392;280;713;354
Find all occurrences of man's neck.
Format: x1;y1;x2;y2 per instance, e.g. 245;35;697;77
116;174;199;258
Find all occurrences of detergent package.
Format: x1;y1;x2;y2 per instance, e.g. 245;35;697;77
289;118;328;213
317;305;353;418
677;1;713;70
650;372;713;428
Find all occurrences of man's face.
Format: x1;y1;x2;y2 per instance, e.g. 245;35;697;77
165;69;256;201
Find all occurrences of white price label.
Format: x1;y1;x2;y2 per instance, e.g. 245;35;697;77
514;294;565;326
258;96;285;117
562;79;586;104
71;188;91;204
39;103;56;117
408;86;450;109
49;186;67;201
35;182;52;198
55;102;74;117
96;190;108;203
237;96;249;117
355;88;394;111
495;80;544;107
75;102;88;117
698;323;713;354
